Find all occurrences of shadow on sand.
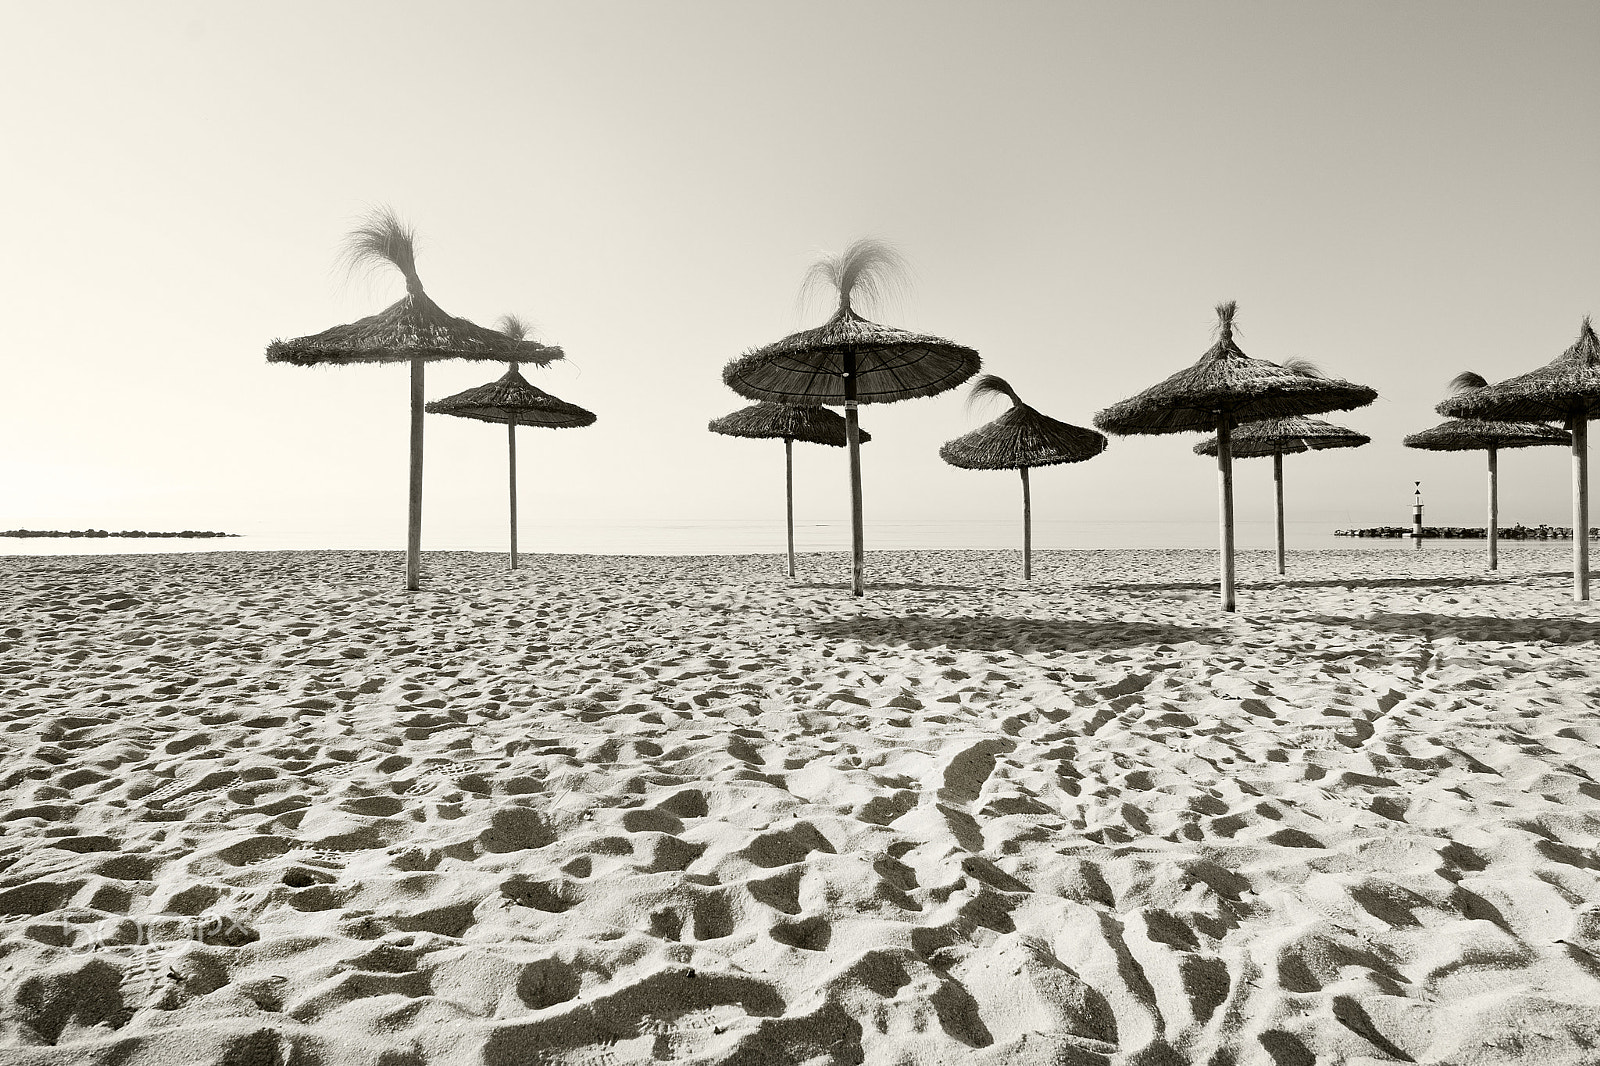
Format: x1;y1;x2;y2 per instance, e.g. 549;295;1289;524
1278;613;1600;644
795;581;980;593
811;615;1224;653
1076;571;1567;595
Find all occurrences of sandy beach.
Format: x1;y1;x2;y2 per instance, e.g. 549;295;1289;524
1;547;1598;1065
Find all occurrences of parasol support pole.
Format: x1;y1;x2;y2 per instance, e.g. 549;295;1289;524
1020;466;1032;581
1217;412;1236;612
406;357;425;591
843;351;865;596
1486;445;1497;571
1575;417;1589;600
1273;452;1286;576
508;417;519;571
784;437;796;579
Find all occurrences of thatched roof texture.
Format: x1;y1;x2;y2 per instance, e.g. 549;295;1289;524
723;239;979;404
1435;318;1600;423
940;375;1107;470
426;366;594;427
1094;303;1377;434
1404;419;1571;452
266;210;564;367
1193;415;1369;459
708;402;871;446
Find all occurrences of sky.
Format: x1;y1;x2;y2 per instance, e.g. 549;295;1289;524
2;1;1597;548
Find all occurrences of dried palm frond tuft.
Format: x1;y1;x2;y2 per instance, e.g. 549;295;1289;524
968;374;1025;411
1214;300;1239;338
337;206;421;292
1281;358;1324;378
802;238;907;315
1449;371;1489;393
497;314;534;341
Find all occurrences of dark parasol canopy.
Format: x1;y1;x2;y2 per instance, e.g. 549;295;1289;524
266;210;562;590
1409;401;1573;573
1194;415;1370;575
709;402;871;578
939;375;1107;580
1193;415;1370;459
425;315;593;571
1094;302;1377;611
1436;319;1600;598
1403;418;1570;453
722;239;980;595
708;402;871;447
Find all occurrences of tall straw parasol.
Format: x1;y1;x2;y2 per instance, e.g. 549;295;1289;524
267;209;562;590
1436;319;1600;599
1094;302;1377;611
939;375;1107;580
1194;413;1369;576
426;315;595;571
1404;411;1569;572
722;240;980;595
709;402;871;579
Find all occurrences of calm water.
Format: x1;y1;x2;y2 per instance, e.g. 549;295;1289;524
0;518;1550;557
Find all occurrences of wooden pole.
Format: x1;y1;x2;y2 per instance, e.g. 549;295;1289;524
784;437;796;579
1217;412;1236;612
406;357;424;591
1486;445;1498;571
1574;416;1589;601
843;351;865;597
507;416;519;571
1020;466;1032;581
1273;452;1286;576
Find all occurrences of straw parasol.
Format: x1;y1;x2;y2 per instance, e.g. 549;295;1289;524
1094;302;1377;611
426;315;595;571
709;402;870;579
722;239;980;595
1194;414;1370;576
1435;319;1600;599
1404;413;1568;571
939;375;1107;580
266;209;562;590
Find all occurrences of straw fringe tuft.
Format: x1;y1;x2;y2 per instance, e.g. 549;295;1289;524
337;206;421;293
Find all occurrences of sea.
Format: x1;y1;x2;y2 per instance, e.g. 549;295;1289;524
0;518;1533;558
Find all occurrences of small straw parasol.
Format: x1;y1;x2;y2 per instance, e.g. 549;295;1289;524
1436;318;1600;599
1094;302;1377;611
939;375;1107;580
426;315;595;571
1404;412;1568;571
266;209;562;590
1194;413;1370;576
709;402;870;579
722;239;980;595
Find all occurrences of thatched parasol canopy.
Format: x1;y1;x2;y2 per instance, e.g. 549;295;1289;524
1093;302;1377;611
1194;416;1370;458
1407;406;1572;574
424;314;594;572
1095;304;1377;434
265;209;564;591
1193;414;1368;577
709;401;870;578
426;366;595;428
1403;419;1570;452
1436;321;1600;599
267;213;563;368
722;239;979;595
1435;319;1600;423
722;316;980;405
940;376;1106;470
708;402;871;446
939;375;1107;580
